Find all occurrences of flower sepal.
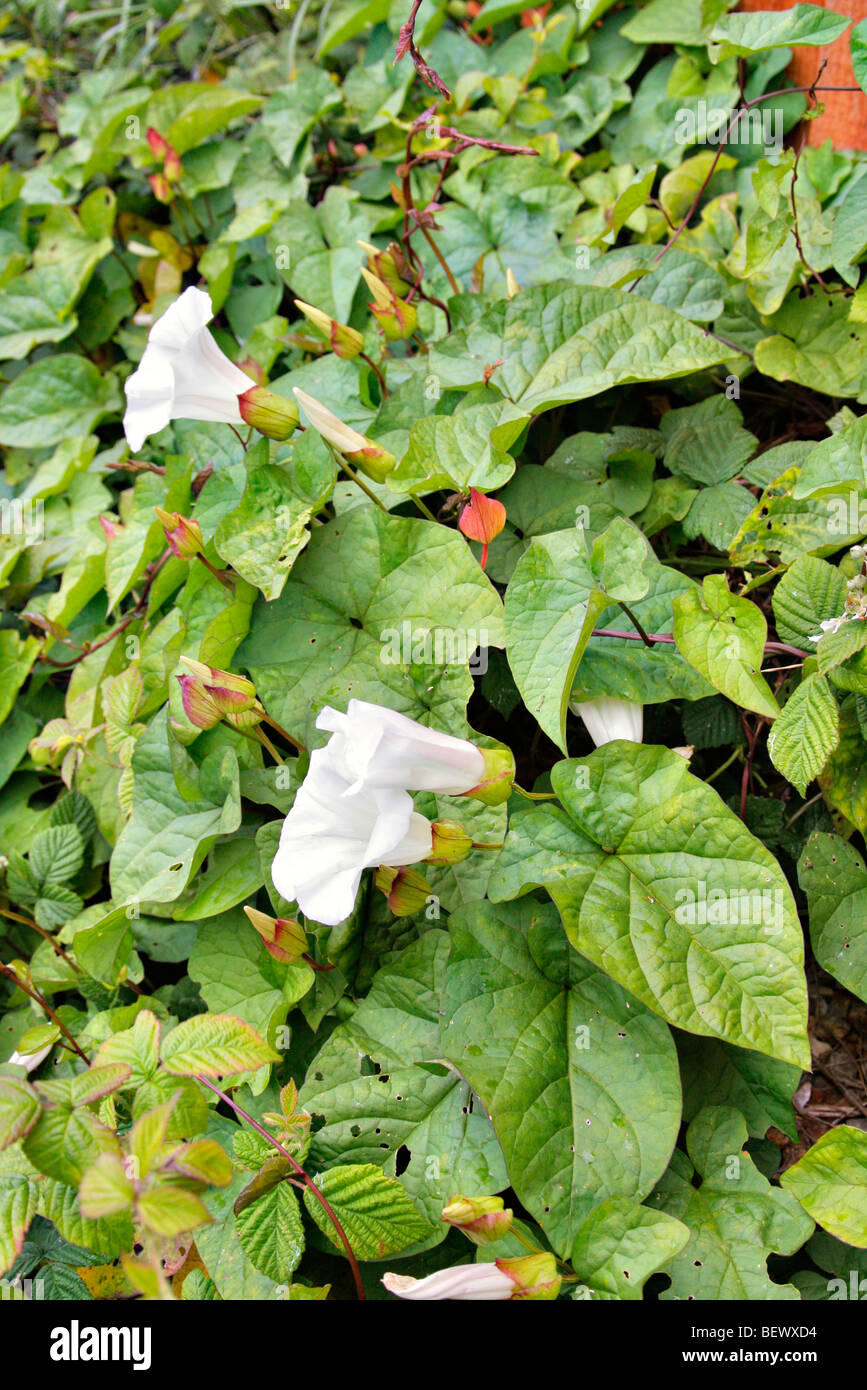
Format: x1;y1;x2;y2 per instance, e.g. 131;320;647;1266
243;906;309;963
462;746;515;806
425;820;473;865
238;386;299;441
442;1195;513;1245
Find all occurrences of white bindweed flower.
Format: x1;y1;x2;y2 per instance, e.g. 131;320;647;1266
571;696;643;747
382;1264;514;1301
316;699;487;797
123;287;298;451
271;749;432;926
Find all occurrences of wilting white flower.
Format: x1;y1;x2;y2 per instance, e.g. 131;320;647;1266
571;696;643;747
382;1264;514;1301
271;749;432;926
123;287;256;451
7;1043;53;1072
317;700;487;797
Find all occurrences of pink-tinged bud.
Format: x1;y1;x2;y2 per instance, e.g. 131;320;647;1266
147;127;182;183
237;386;299;441
146;127;171;159
375;865;433;916
294;300;364;360
442;1195;513;1245
99;515;122;542
243;906;309;963
361;267;417;340
179;657;257;710
426;820;473;865
236;356;266;387
462;746;515;807
154;507;203;560
149;172;172;204
177;673;222;730
458;489;506;569
164;147;182;183
496;1253;561;1301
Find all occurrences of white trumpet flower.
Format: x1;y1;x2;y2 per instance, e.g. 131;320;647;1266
316;699;487;797
571;696;643;747
271;749;432;926
123;287;298;451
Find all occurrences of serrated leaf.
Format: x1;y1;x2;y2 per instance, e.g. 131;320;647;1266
137;1182;211;1238
29;825;84;888
772;556;847;647
0;1078;41;1151
235;1179;305;1282
23;1104;119;1187
767;673;840;795
37;1178;134;1256
799;832;867;1004
78;1153;135;1218
160;1013;280;1077
0;1176;37;1276
93;1009;161;1086
304;1163;430;1260
490;744;810;1067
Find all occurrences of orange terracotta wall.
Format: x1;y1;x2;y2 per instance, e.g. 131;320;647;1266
737;0;867;147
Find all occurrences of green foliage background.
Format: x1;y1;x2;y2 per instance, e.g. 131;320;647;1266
1;0;867;1301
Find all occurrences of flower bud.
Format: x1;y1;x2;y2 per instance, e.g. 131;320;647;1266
99;515;122;542
496;1252;561;1300
179;657;257;711
360;267;418;340
458;489;506;569
237;386;299;441
154;508;203;560
146;127;182;183
506;267;520;299
357;240;415;298
178;658;265;731
462;746;515;807
243;905;309;963
177;674;222;730
293;388;396;483
294;300;364;360
442;1195;513;1245
28;719;78;766
148;172;172;204
426;820;473;865
375;865;433;916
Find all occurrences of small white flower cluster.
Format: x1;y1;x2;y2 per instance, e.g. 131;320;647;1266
271;700;488;926
809;545;867;643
